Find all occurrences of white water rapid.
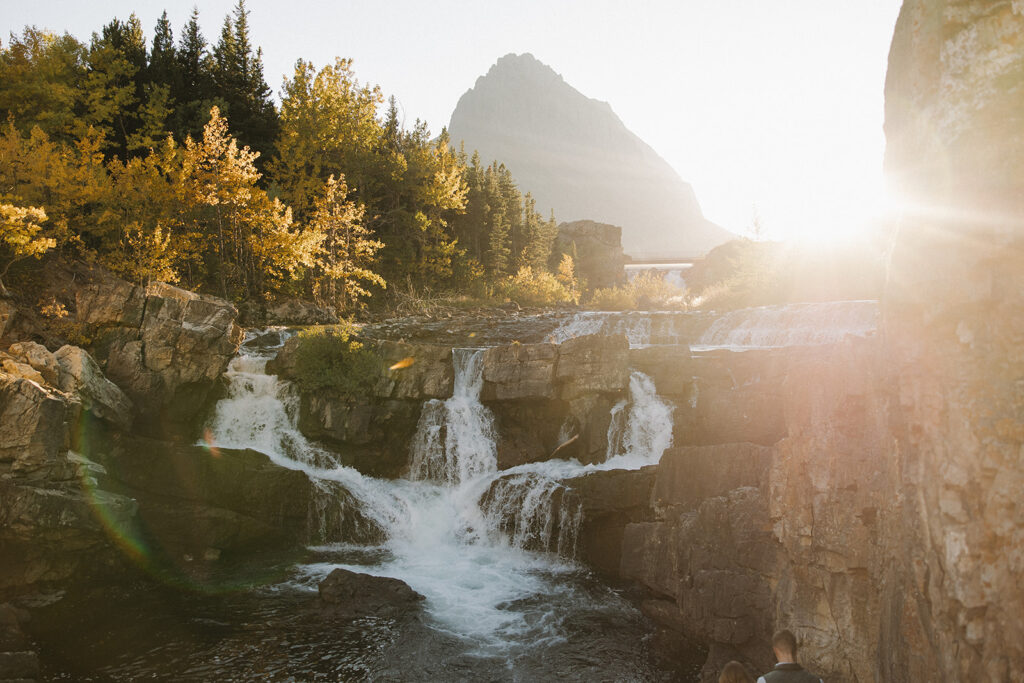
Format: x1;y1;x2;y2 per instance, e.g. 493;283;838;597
204;331;675;660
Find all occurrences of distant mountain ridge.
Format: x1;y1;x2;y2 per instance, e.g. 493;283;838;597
447;53;732;259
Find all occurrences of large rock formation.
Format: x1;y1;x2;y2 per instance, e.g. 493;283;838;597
597;5;1024;680
79;275;244;438
447;53;732;258
878;1;1024;680
549;220;626;290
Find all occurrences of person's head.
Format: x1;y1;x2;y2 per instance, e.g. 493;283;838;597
771;629;798;663
719;660;754;683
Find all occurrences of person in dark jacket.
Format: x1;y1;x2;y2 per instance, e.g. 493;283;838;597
755;629;823;683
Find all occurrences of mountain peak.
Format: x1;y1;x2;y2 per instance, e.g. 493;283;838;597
448;54;732;258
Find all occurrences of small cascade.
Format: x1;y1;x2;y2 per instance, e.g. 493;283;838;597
694;299;879;349
205;329;414;541
547;311;655;346
408;349;498;485
477;369;673;558
479;473;582;556
605;371;675;466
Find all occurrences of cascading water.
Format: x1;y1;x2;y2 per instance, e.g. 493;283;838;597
546;311;655;346
693;299;879;349
408;348;498;485
199;337;680;674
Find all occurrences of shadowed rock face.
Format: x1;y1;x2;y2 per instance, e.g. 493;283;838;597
448;53;733;259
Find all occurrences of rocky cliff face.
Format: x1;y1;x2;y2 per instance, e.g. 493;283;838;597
81;278;244;439
447;53;732;258
574;2;1024;680
879;1;1024;680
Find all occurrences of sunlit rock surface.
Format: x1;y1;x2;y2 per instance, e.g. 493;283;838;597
448;52;733;258
80;274;244;439
879;1;1024;679
609;2;1024;680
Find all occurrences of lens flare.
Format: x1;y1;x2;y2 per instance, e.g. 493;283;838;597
389;356;416;371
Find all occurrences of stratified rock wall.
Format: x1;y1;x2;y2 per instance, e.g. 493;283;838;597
596;3;1024;681
880;1;1024;680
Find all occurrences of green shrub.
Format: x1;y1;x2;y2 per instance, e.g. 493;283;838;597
588;286;636;310
586;271;684;310
292;323;381;396
497;266;575;307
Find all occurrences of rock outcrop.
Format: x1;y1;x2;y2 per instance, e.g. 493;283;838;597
53;345;133;430
877;2;1024;680
271;337;453;478
550;220;626;290
274;332;632;475
481;334;630;466
80;277;244;438
447;53;732;258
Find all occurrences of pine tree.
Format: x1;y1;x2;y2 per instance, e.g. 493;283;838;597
173;7;216;142
212;0;278;163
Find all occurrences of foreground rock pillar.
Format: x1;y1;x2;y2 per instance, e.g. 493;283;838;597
881;1;1024;680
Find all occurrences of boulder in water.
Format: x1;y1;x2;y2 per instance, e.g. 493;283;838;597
318;568;424;618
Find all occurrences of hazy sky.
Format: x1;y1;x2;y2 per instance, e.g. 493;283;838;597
2;0;903;242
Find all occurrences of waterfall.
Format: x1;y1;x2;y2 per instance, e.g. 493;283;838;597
546;311;654;346
204;329;415;540
605;370;675;467
694;299;879;349
205;336;674;655
408;349;498;485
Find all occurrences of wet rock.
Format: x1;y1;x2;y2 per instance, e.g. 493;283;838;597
298;396;424;478
555;333;629;399
550;220;627;290
0;474;137;594
94;438;379;560
481;342;557;400
242;329;284;349
317;568;424;618
372;341;453;400
627;345;694;398
53;346;133;430
565;467;656;575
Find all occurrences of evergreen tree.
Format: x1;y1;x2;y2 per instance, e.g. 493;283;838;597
147;11;176;89
173;7;217;142
212;0;278;163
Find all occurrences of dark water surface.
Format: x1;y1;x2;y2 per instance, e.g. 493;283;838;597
30;556;703;682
